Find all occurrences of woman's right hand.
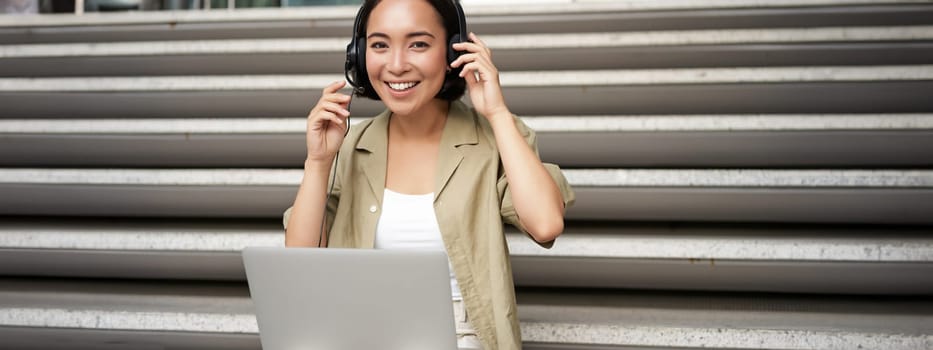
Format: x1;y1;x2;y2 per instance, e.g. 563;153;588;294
306;80;352;163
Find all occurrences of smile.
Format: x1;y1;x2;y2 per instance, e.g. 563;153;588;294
386;81;419;91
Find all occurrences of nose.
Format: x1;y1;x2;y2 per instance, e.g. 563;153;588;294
386;48;409;75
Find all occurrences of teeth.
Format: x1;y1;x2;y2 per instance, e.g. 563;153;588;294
388;82;417;91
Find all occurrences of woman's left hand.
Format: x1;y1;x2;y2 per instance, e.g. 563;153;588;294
450;32;510;120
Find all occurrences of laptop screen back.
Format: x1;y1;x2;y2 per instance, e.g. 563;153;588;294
243;247;457;350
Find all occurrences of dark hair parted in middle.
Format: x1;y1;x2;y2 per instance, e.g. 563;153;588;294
351;0;467;101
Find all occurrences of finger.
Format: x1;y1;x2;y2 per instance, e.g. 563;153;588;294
468;32;491;55
452;52;495;71
323;92;352;105
449;52;479;69
459;61;490;80
312;112;345;130
322;80;346;95
459;62;483;85
467;32;489;48
452;41;487;55
321;101;350;117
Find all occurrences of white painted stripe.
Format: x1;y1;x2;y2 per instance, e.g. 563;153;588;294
0;169;303;186
4;26;933;58
499;66;933;87
0;231;282;251
0;75;340;92
0;308;257;333
1;230;930;262
564;169;933;187
0;38;347;58
486;26;933;49
0;308;927;348
1;169;932;187
1;66;932;92
0;118;326;133
3;114;932;133
525;114;933;132
505;233;933;262
522;322;933;350
1;0;926;27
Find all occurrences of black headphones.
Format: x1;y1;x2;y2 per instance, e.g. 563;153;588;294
344;0;467;99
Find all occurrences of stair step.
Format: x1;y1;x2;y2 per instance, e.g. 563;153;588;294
4;114;933;132
517;288;933;349
4;168;926;187
1;1;931;44
3;26;932;76
0;169;931;224
0;278;930;349
2;115;932;167
6;66;932;91
0;219;930;293
1;66;932;118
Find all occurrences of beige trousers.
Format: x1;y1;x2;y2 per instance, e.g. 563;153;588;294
452;300;484;350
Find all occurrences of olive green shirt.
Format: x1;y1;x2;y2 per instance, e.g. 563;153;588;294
284;100;575;349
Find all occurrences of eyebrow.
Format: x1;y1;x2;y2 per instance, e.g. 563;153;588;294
367;31;437;40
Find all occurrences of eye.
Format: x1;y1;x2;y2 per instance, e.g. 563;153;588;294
369;41;388;50
411;41;430;49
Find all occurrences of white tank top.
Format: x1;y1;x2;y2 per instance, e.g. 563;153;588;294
375;188;462;300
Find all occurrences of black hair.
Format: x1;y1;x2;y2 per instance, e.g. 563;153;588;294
353;0;467;101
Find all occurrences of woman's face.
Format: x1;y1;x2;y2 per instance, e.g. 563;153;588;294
365;0;449;116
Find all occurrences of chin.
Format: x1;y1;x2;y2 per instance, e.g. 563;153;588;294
380;97;418;116
376;87;440;117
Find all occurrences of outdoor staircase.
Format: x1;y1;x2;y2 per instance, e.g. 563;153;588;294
1;0;932;349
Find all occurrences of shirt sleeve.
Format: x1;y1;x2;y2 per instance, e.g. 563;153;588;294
497;116;576;249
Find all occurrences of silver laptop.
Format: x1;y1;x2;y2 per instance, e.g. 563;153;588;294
242;247;458;350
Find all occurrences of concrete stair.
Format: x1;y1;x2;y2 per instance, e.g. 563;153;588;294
1;278;931;350
3;115;933;167
1;218;932;294
1;168;932;223
1;0;932;349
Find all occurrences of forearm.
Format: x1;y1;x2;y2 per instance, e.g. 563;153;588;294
285;159;333;247
489;112;565;242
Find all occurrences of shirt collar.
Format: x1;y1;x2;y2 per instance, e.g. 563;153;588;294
355;100;478;153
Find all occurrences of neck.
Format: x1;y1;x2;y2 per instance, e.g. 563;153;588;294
389;99;449;139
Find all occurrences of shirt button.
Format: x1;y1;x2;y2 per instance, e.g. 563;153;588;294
369;205;377;213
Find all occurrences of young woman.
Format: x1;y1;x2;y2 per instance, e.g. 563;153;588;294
284;0;574;348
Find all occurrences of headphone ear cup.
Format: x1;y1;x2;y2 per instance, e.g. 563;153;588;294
448;33;462;76
447;33;460;64
345;40;358;86
356;38;373;95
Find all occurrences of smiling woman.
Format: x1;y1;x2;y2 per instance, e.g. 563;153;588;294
283;0;575;349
